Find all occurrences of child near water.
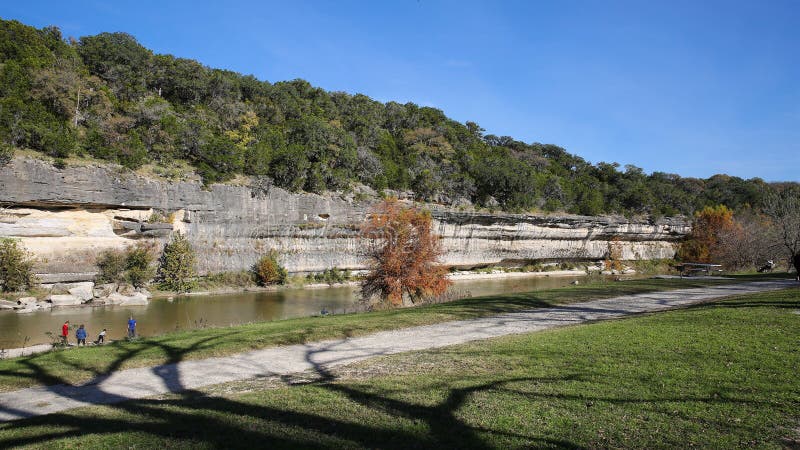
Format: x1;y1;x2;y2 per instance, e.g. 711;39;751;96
61;320;69;345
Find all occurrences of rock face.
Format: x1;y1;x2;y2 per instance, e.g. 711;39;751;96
0;299;18;310
96;292;148;306
47;294;83;307
0;157;689;281
68;282;95;302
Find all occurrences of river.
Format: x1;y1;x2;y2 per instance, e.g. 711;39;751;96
0;275;584;349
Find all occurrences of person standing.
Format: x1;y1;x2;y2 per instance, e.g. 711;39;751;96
127;316;137;338
75;324;87;346
96;328;107;344
61;320;69;345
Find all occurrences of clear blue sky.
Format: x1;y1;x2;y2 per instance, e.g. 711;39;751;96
4;1;799;181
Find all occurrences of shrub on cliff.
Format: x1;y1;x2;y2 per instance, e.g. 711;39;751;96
254;251;287;286
96;249;127;283
159;232;197;292
0;238;36;292
0;143;13;166
96;243;157;287
125;243;157;287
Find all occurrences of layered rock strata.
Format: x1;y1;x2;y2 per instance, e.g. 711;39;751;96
1;158;689;282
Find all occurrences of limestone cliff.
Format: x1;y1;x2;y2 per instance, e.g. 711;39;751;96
0;157;689;282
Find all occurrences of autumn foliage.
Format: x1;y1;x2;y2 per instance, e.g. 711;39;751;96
361;199;451;306
679;205;736;263
254;251;288;286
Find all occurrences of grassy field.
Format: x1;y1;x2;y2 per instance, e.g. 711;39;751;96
0;283;797;448
0;277;770;393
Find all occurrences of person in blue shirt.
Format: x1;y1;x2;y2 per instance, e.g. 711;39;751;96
75;324;87;346
127;316;137;338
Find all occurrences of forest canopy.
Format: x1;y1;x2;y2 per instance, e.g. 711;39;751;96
0;19;793;216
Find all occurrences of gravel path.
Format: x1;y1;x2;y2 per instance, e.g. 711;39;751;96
0;280;793;422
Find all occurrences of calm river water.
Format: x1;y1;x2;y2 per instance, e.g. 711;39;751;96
0;275;583;348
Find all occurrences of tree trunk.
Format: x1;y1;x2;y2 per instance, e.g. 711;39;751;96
793;253;800;281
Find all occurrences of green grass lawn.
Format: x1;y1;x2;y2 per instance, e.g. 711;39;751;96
0;284;797;448
0;277;768;393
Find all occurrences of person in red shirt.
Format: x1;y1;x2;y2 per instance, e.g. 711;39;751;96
61;320;69;345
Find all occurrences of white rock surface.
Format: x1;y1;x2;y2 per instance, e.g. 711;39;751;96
0;299;15;310
100;292;148;306
47;294;82;307
93;283;117;298
102;293;127;305
67;282;95;302
119;292;149;306
117;284;136;296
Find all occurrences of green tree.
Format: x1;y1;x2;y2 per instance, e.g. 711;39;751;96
77;32;152;101
0;142;12;166
96;248;127;283
269;144;309;191
159;232;197;292
0;238;35;292
124;243;156;287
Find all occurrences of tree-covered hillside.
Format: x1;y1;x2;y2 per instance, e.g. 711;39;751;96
0;19;791;215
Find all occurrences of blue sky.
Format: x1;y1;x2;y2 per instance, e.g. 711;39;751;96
4;1;799;181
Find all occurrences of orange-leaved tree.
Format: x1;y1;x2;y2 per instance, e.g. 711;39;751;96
678;205;735;263
360;198;451;306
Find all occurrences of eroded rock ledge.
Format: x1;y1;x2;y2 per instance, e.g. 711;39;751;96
0;157;689;282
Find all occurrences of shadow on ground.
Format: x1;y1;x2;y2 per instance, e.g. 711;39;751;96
0;330;590;449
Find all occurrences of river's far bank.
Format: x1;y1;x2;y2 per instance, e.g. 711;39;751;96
155;267;598;300
448;268;592;281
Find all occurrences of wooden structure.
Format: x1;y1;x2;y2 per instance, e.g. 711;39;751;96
676;263;723;277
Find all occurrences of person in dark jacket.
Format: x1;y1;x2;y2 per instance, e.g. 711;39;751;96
75;324;87;346
794;254;800;281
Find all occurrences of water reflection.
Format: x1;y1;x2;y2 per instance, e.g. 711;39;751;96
0;275;582;348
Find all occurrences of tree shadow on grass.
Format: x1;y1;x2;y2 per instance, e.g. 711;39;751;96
0;331;589;449
0;333;787;449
